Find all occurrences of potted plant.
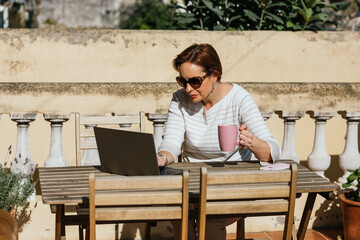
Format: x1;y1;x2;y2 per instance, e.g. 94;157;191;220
0;146;36;239
340;166;360;240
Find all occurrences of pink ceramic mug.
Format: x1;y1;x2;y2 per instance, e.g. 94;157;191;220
218;125;239;151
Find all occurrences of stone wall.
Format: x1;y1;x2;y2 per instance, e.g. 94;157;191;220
37;0;136;28
1;29;359;83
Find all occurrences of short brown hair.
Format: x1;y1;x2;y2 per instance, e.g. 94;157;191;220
172;43;222;81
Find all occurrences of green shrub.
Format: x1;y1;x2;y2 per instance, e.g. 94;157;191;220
0;166;36;213
119;0;184;30
342;167;360;202
171;0;337;31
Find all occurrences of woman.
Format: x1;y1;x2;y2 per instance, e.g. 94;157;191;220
157;43;281;240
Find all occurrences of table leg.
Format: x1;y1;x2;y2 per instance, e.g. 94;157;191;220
55;204;66;240
297;193;317;240
236;218;245;240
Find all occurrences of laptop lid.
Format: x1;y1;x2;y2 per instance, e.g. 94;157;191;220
93;127;161;176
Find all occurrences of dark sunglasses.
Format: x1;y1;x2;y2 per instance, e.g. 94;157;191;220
176;72;210;89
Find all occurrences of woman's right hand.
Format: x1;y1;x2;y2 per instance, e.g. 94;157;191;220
157;153;168;167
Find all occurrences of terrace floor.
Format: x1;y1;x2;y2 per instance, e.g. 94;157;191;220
226;228;343;240
153;228;343;240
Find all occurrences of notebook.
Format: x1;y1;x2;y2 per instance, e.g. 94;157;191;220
93;127;182;176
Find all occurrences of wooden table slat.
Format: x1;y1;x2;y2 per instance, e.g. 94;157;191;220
39;162;339;205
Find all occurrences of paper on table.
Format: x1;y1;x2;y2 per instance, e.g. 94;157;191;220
260;163;290;171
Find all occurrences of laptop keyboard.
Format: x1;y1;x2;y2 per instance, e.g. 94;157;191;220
159;166;183;175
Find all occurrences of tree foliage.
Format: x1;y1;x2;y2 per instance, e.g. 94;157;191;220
119;0;184;30
172;0;337;31
119;0;337;31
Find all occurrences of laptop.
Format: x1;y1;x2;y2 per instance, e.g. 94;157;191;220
93;127;182;176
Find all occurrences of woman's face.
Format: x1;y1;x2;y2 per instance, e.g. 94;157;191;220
178;62;215;103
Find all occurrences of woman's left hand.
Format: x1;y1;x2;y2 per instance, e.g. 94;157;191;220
238;124;253;149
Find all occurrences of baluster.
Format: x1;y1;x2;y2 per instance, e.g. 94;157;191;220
10;113;37;177
307;111;336;178
81;124;100;166
277;111;305;163
250;111;273;160
146;113;168;152
337;111;360;187
43;114;70;167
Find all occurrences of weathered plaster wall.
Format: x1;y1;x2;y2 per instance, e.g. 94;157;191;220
0;29;357;239
0;29;359;83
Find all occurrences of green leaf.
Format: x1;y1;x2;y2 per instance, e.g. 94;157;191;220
254;0;260;5
201;0;224;18
264;11;284;24
305;8;313;19
300;0;313;19
342;183;352;188
229;15;243;24
176;13;197;24
347;174;358;182
213;24;227;30
309;13;327;23
298;9;308;21
308;0;320;8
286;21;295;28
267;2;287;9
244;9;260;22
227;27;237;31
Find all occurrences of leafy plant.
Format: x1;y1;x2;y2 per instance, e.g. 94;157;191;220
119;0;184;30
170;0;337;31
0;146;36;213
342;166;360;202
0;167;36;213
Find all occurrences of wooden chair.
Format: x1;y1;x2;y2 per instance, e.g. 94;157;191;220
197;164;298;240
75;111;145;166
74;111;145;239
89;171;190;240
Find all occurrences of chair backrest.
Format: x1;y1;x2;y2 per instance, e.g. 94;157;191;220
75;111;145;166
89;171;189;240
197;163;298;240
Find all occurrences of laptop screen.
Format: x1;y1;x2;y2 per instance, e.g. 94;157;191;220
93;127;161;176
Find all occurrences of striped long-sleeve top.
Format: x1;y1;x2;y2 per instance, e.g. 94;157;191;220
158;83;281;163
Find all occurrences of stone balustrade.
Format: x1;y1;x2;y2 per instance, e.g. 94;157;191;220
0;82;359;189
2;110;359;188
2;109;359;189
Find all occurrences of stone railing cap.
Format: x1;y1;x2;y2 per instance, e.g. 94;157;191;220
10;113;37;121
43;113;71;120
146;113;168;121
276;111;306;118
307;111;337;119
338;111;360;119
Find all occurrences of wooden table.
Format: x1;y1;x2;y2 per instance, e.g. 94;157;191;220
39;161;339;240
